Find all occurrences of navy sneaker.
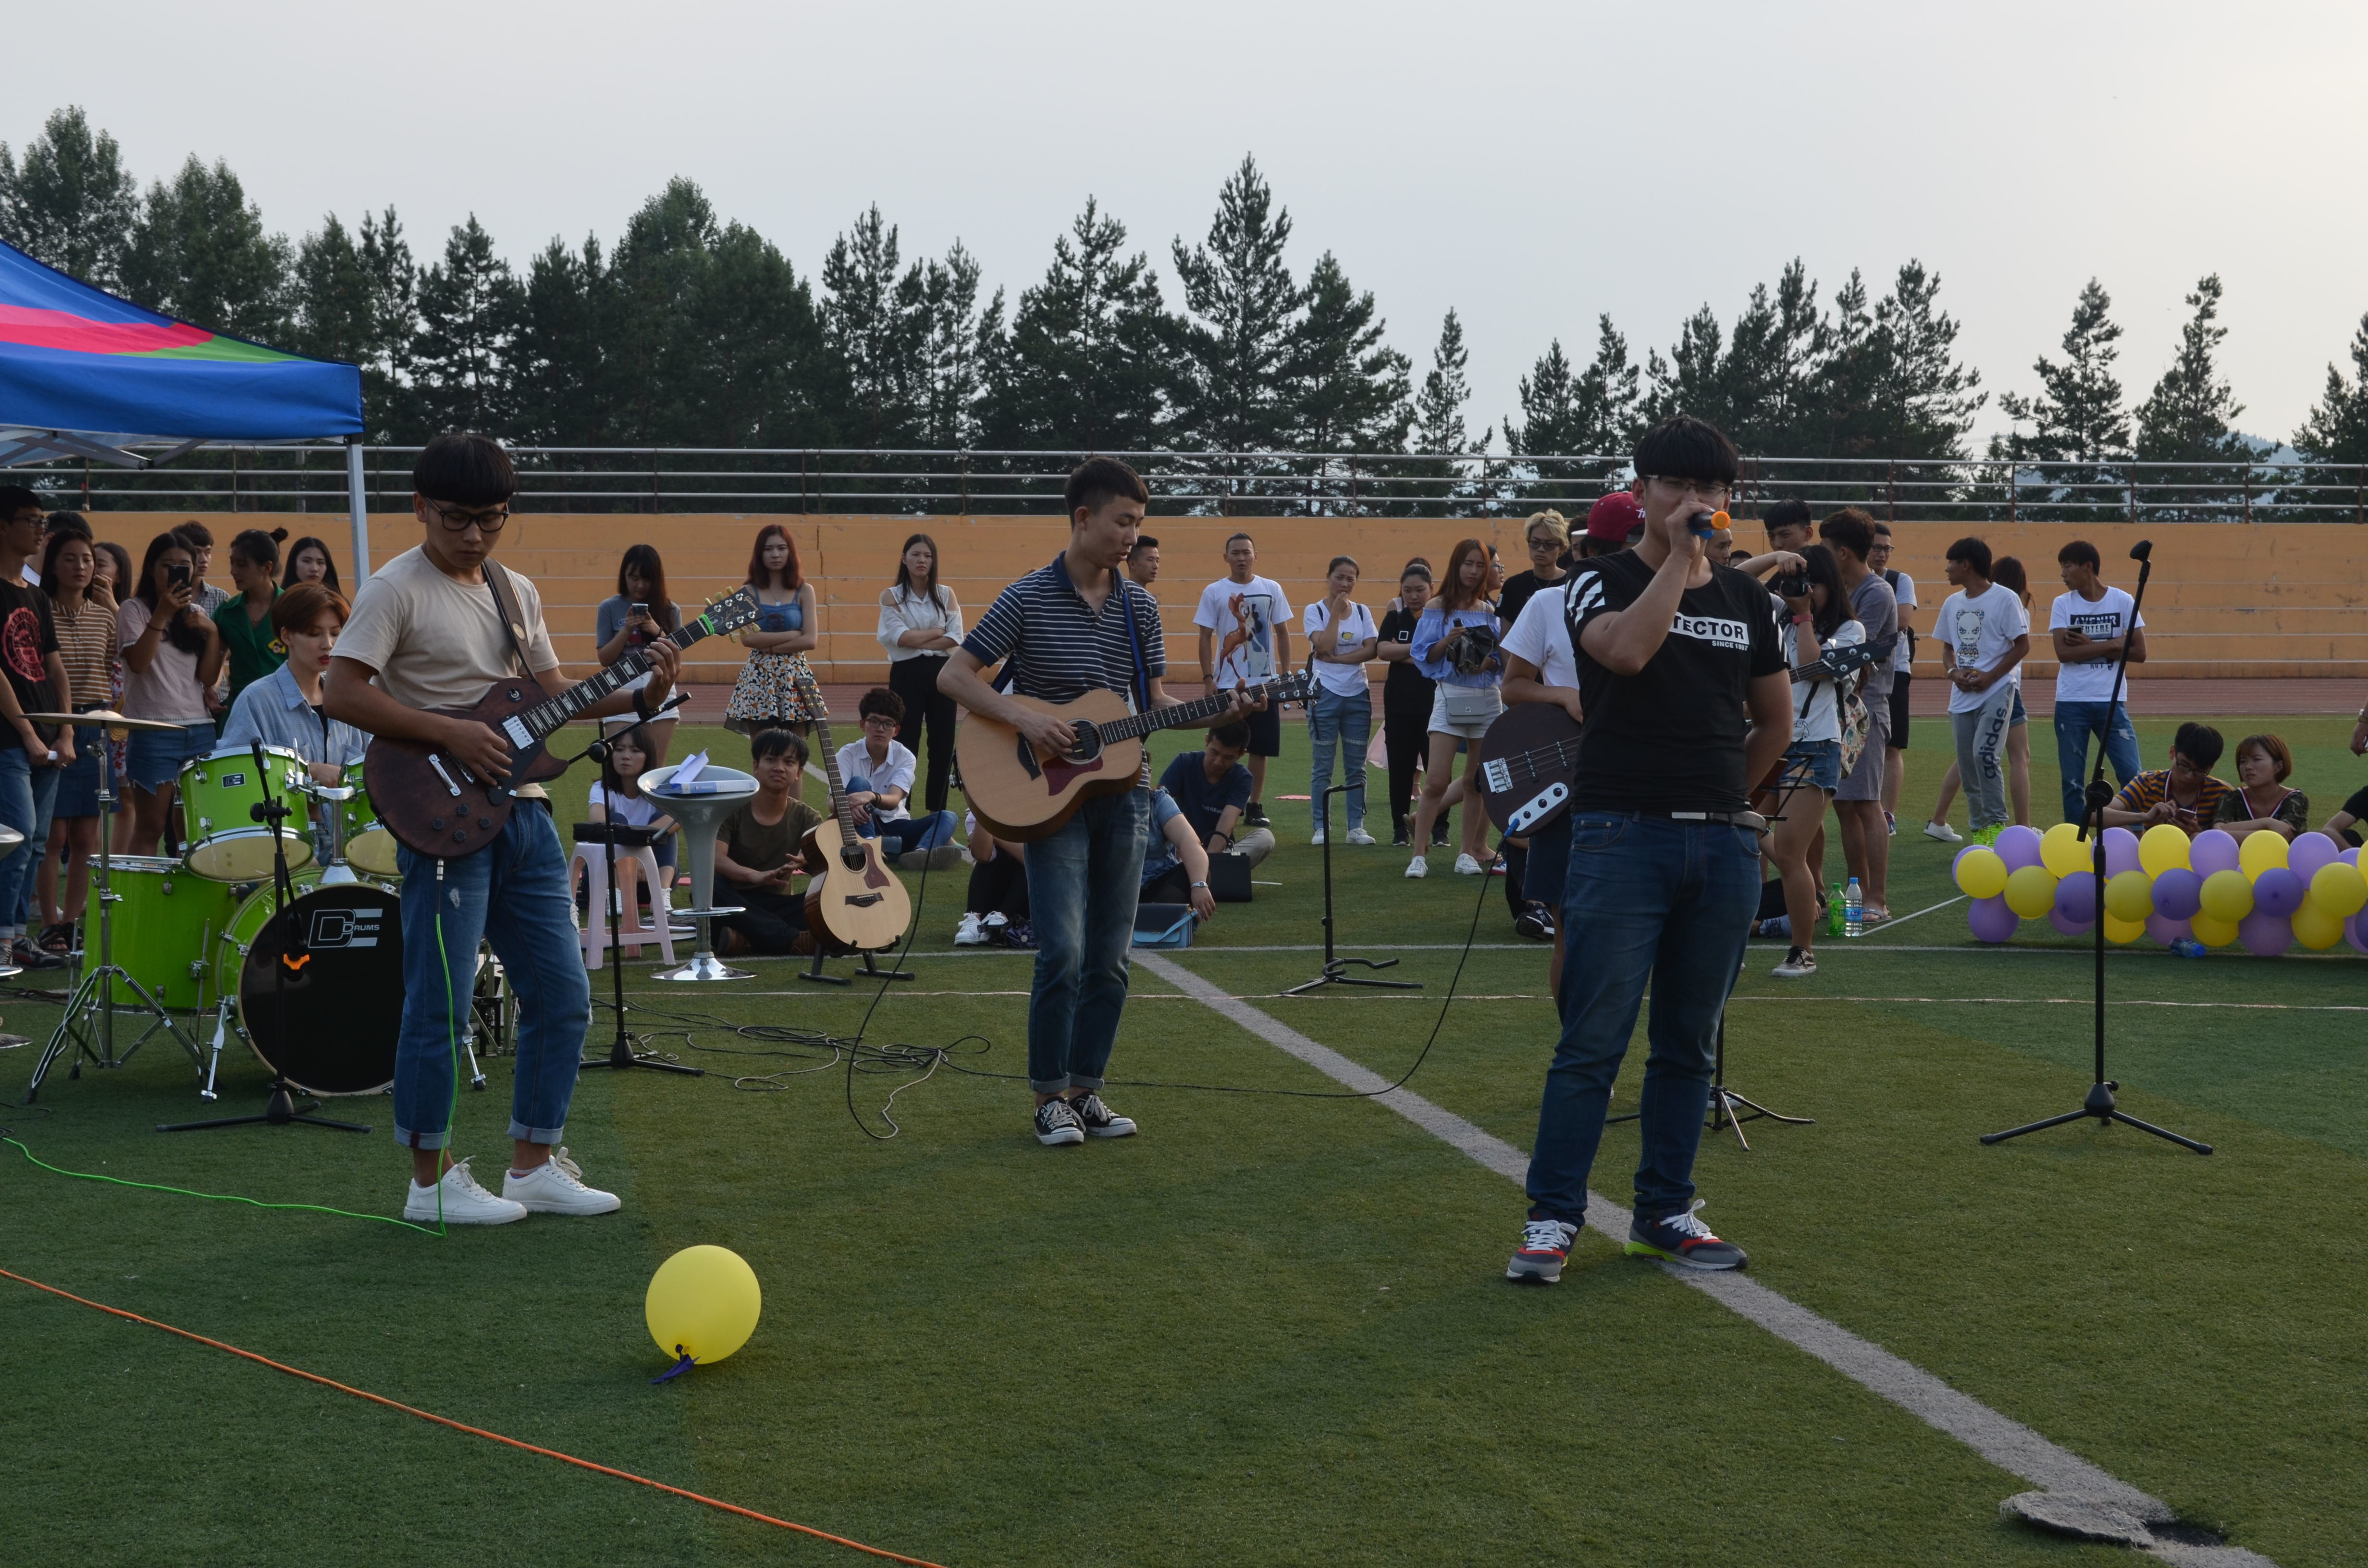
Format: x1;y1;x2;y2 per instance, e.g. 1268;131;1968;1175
1067;1091;1136;1139
1625;1200;1748;1271
1034;1098;1085;1147
1505;1217;1579;1284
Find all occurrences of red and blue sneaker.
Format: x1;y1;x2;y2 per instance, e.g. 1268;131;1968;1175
1505;1217;1579;1284
1625;1200;1748;1271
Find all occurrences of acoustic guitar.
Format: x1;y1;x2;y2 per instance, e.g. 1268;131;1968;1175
367;588;761;859
791;667;913;955
956;672;1317;842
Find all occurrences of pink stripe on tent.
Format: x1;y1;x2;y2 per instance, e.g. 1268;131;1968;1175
0;305;212;355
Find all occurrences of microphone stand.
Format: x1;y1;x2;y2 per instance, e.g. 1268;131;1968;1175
1983;539;2209;1153
562;698;702;1078
1283;784;1421;995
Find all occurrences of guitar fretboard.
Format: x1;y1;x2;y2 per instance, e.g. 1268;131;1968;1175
1098;679;1305;744
516;615;706;741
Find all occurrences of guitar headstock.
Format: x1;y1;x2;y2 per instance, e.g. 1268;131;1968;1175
789;659;829;718
698;588;765;638
1261;671;1319;708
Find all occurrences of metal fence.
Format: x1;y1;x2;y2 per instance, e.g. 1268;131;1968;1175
12;444;2368;523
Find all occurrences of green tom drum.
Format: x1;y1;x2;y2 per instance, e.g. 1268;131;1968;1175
179;746;317;882
100;856;241;1011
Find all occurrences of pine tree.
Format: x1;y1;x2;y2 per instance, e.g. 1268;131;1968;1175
909;242;997;450
2134;273;2245;462
0;106;138;289
121;154;292;341
1503;316;1641;497
1287;251;1409;454
1719;261;1821;451
291;216;376;366
697;220;833;449
512;234;609;447
605;179;722;444
1997;279;2129;463
1407;309;1492;514
1170;155;1303;455
1867;260;1984;458
820;204;919;448
412;216;523;434
981;199;1176;455
1640;305;1728;435
2293;311;2368;464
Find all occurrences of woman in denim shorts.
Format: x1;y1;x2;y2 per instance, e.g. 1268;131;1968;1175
1759;544;1864;979
114;531;224;857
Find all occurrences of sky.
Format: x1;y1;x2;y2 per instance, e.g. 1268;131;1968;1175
17;0;2368;450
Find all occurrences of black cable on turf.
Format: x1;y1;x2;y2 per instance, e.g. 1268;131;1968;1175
840;838;936;1139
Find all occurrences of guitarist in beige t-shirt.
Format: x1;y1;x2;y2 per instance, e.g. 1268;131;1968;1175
327;433;679;1227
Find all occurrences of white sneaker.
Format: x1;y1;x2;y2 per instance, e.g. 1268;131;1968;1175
1922;821;1962;844
1454;853;1485;876
503;1147;621;1216
1405;853;1428;879
1310;829;1327;846
403;1157;526;1225
954;912;987;946
1345;826;1377;846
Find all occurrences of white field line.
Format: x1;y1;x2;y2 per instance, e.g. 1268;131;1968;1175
1133;951;2277;1568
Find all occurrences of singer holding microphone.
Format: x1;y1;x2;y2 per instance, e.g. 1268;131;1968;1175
1506;416;1791;1285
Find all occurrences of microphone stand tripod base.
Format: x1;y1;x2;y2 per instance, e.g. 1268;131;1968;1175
1282;784;1422;997
159;1078;371;1135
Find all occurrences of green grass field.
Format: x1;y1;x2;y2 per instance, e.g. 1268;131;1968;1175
3;715;2361;1566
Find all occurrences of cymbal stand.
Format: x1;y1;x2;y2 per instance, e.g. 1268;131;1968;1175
25;723;202;1101
564;704;702;1077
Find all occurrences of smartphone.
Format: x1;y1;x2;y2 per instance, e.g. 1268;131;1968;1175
630;601;649;617
168;563;191;588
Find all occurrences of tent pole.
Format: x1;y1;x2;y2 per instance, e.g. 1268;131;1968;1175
346;436;371;584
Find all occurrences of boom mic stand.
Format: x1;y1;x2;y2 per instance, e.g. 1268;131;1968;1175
1283;783;1421;996
567;699;702;1078
1983;539;2209;1154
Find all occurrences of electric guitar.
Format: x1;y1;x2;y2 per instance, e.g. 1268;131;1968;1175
368;588;762;859
1792;635;1897;686
1473;703;1584;836
792;667;914;955
957;672;1318;842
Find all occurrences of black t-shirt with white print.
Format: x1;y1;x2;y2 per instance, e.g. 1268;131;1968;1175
1564;550;1785;813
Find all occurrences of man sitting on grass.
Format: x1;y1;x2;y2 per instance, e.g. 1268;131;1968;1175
714;727;823;957
836;686;962;870
1160;721;1274;867
2100;722;2232;837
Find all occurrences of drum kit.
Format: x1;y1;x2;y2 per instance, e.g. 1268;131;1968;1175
19;713;509;1123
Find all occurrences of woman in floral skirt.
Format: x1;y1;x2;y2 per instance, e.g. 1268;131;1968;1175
724;524;820;735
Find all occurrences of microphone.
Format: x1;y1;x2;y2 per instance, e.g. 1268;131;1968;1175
1689;508;1730;539
2129;539;2153;563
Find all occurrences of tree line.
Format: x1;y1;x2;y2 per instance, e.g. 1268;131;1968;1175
8;104;2368;474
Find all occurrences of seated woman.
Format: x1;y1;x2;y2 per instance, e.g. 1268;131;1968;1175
955;814;1030;947
713;728;823;957
1138;787;1217;923
220;583;370;785
2212;732;2306;841
586;723;678;959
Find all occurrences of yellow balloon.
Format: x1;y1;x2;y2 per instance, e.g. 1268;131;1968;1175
2039;822;2092;878
646;1245;762;1368
2239;829;2290;879
2292;902;2346;950
2102;914;2146;945
2197;868;2255;924
2103;869;2156;924
2138;823;2192;877
2309;862;2368;919
2003;864;2058;919
1954;846;2009;899
2188;911;2238;948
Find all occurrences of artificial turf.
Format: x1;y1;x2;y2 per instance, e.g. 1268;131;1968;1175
2;717;2359;1565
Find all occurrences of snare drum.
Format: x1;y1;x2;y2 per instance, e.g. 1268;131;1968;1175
179;747;317;882
218;871;404;1096
340;769;402;878
99;856;241;1011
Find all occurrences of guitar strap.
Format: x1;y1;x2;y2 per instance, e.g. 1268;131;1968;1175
481;559;535;681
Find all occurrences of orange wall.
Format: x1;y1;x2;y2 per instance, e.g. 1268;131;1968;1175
109;514;2368;682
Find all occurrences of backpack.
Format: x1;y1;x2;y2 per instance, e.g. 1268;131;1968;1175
1883;569;1917;664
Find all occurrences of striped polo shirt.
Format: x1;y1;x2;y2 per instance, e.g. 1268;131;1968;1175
962;552;1166;706
2111;769;2233;832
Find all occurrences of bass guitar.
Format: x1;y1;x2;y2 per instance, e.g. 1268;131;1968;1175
792;666;914;954
1473;703;1583;836
1792;635;1897;686
957;672;1317;842
368;588;761;859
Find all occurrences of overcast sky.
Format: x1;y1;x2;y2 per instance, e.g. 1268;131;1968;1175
18;0;2368;449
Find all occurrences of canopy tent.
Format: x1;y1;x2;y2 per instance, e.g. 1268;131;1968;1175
0;238;374;579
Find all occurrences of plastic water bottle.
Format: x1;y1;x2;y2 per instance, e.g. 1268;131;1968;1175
1844;878;1864;939
2170;938;2207;959
1827;882;1845;938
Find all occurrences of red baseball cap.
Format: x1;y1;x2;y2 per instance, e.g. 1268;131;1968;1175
1584;490;1646;542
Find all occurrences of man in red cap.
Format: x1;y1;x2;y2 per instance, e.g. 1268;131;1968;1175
1579;491;1646;558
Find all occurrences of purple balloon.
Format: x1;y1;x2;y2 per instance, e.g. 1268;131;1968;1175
2055;871;2098;923
1995;824;2044;871
2254;866;2306;918
1968;895;2020;943
2344;848;2362;869
2350;910;2368;956
2290;832;2340;882
2190;828;2241;877
2146;911;2192;946
2047;906;2095;938
2151;867;2203;920
2239;907;2292;957
2103;826;2141;876
1952;844;1979;882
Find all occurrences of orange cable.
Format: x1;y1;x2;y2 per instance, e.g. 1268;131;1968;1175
0;1265;949;1568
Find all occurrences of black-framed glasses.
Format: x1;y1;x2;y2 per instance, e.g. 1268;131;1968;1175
1642;475;1731;506
426;499;511;533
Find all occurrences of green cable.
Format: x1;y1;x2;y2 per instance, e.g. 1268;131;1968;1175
2;1132;439;1236
431;860;458;1237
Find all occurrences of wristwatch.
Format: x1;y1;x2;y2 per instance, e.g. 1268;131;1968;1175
1190;880;1209;890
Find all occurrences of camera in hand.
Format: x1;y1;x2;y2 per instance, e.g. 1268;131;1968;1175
1775;572;1808;600
1447;623;1499;675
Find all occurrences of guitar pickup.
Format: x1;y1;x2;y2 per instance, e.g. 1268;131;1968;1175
1507;784;1568;834
502;716;533;749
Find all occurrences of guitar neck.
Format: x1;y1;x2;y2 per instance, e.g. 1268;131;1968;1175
809;710;862;843
1098;684;1274;744
515;616;703;741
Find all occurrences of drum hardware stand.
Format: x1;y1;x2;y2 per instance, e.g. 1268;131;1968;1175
159;745;369;1135
25;723;204;1102
567;707;702;1078
1284;784;1420;997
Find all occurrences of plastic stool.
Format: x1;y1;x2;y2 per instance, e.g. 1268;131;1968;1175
569;835;677;968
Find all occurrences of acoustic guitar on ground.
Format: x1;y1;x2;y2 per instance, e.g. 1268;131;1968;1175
368;588;761;859
791;666;913;955
957;673;1317;842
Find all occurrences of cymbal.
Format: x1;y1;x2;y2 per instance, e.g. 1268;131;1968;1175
21;710;191;733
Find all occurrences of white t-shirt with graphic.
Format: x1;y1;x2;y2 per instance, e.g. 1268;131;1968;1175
1939;583;2030;714
1194;576;1292;689
1300;598;1378;698
2048;586;2144;704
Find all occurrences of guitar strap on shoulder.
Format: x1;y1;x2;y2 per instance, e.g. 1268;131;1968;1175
1122;580;1151;716
481;559;534;681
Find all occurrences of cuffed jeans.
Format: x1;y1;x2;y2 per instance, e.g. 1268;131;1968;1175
853;805;959;855
1306;687;1372;832
1022;787;1147;1093
392;801;591;1150
1949;683;2018;833
0;749;61;935
1525;813;1760;1225
2052;699;2141;824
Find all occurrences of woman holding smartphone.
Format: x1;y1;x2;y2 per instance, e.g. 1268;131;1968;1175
594;543;683;767
116;531;224;856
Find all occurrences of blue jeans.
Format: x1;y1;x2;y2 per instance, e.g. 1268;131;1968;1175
391;802;591;1151
853;807;958;855
1525;813;1761;1225
1022;788;1148;1092
1305;687;1372;831
2052;699;2141;824
0;749;62;935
